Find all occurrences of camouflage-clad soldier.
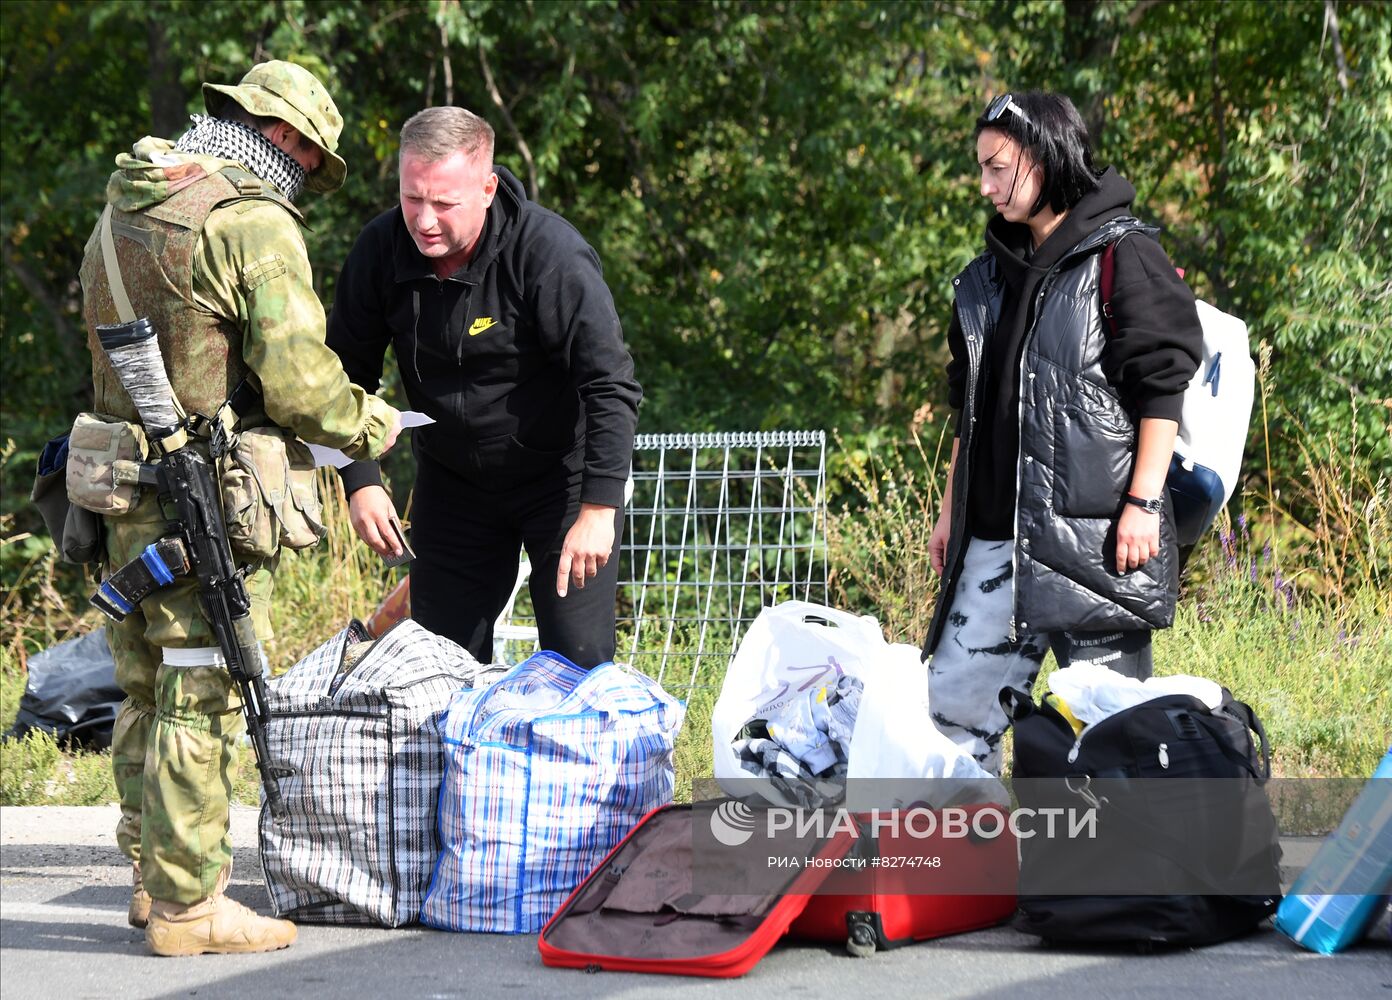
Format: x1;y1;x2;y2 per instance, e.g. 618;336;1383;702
77;61;402;956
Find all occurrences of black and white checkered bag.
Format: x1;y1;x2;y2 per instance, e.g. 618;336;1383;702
258;619;490;926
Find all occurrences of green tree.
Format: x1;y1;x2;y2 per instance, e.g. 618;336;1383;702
3;0;1387;593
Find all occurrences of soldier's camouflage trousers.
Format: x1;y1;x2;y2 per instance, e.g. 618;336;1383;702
105;496;276;904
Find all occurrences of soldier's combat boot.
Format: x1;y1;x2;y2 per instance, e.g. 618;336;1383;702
128;861;152;929
145;869;296;956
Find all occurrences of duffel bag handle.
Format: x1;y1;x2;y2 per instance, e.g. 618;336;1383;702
1221;697;1272;784
999;685;1036;723
461;650;590;743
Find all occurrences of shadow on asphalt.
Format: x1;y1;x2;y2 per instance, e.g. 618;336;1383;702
112;925;1392;1000
1;844;126;869
963;936;1392;1000
1;918;141;955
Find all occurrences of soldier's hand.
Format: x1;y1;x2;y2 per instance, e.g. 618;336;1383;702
556;503;616;597
348;485;403;558
381;407;404;454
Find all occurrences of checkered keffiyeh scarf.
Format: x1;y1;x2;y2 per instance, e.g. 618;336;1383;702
175;114;306;201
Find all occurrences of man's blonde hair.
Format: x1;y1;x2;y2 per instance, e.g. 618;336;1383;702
400;106;495;166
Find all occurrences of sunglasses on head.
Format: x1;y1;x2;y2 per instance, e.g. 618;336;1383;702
984;93;1032;126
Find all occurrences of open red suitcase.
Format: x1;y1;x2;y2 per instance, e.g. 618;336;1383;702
790;802;1018;956
539;802;1017;977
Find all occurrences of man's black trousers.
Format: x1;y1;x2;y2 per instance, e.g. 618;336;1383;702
408;451;622;669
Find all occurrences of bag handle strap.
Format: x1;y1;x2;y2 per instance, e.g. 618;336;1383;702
1100;230;1188;340
1218;698;1273;784
99;206;138;325
1099;236;1126;339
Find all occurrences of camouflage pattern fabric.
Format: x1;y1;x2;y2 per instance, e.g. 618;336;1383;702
202;60;347;193
78;113;387;904
228;428;327;552
65;412;148;514
104;493;275;900
80;140;394;454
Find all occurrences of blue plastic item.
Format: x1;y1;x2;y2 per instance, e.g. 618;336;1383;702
1275;747;1392;954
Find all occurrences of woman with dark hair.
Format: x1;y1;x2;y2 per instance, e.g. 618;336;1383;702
922;90;1202;774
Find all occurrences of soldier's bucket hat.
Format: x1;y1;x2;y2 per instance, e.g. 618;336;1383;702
202;60;347;194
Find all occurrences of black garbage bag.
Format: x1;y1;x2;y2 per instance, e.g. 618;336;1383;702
7;629;123;749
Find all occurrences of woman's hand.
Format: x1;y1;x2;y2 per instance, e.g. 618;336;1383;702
1117;417;1178;573
930;439;961;577
1115;503;1160;573
929;506;952;576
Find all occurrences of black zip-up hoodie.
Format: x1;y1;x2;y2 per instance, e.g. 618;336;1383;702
328;166;641;507
945;168;1201;539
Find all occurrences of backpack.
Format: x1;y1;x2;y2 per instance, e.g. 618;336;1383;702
1101;239;1255;546
1004;686;1282;948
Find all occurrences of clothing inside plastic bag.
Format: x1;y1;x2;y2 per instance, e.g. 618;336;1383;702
7;629;122;749
731;674;864;809
1046;662;1223;728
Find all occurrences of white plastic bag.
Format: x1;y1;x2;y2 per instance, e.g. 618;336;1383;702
844;642;1005;809
712;601;996;808
1047;662;1223;728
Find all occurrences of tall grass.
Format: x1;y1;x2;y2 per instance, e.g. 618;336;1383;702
265;472;410;666
2;364;1387;806
826;369;1392;777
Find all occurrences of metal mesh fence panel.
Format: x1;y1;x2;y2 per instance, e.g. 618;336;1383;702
620;431;830;693
501;431;829;693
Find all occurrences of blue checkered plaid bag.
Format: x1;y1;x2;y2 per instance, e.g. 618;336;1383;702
422;651;683;933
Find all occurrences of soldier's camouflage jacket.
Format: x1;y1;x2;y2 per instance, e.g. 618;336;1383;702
79;136;393;456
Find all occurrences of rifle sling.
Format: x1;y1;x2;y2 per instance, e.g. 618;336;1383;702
99;206;138;325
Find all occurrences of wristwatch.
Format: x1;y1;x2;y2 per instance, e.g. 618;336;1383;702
1124;493;1164;515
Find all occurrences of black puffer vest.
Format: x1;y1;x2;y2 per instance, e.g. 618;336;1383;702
923;217;1179;657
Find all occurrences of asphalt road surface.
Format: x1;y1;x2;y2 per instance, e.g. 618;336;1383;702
2;806;1388;1000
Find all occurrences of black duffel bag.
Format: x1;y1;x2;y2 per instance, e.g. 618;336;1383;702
1003;684;1282;949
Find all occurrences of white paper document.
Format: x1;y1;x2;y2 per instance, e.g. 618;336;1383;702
305;411;435;469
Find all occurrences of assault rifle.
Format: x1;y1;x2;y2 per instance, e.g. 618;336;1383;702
89;317;288;821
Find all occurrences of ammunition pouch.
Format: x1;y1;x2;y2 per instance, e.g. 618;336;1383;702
222;427;326;557
65;412;150;515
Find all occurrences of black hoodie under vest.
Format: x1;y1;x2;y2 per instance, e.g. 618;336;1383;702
946;168;1201;540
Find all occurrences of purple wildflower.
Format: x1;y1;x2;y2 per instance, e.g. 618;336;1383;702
1273;571;1296;609
1220;528;1237;569
1249;556;1259;583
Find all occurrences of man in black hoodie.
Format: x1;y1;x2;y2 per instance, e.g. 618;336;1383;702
328;107;641;668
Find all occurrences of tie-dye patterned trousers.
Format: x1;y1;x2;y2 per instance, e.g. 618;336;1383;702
927;538;1153;775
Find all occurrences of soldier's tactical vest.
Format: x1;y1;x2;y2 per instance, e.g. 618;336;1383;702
79;167;299;425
